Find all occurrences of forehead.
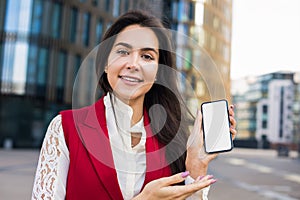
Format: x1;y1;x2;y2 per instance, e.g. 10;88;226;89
114;24;159;49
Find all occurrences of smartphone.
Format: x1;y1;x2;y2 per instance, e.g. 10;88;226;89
201;100;233;154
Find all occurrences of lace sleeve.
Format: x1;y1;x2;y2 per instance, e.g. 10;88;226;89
32;115;70;200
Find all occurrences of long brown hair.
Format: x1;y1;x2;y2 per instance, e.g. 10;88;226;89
96;10;190;175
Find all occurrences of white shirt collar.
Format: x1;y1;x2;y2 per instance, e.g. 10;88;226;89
103;92;145;150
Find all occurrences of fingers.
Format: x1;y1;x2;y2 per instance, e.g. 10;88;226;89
229;104;235;117
167;174;217;199
229;104;237;140
158;171;191;187
229;105;236;126
187;110;203;148
184;174;217;195
230;126;237;140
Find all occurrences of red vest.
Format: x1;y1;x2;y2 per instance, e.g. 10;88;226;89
60;97;171;200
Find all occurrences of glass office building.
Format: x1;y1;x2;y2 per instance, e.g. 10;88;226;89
163;0;232;113
0;0;232;148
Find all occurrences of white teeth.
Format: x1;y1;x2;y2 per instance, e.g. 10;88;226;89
121;76;141;82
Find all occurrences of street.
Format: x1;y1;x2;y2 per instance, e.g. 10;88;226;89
0;148;299;200
208;148;300;200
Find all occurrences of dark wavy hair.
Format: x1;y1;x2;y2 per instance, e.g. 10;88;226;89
96;10;190;175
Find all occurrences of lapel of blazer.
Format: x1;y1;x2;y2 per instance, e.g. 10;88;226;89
143;109;171;187
75;96;170;197
76;97;123;200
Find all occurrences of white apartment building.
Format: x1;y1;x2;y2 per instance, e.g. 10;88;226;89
256;79;294;144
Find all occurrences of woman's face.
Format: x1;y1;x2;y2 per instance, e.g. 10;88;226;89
106;24;159;103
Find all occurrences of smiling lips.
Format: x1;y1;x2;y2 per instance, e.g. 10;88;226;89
118;75;143;83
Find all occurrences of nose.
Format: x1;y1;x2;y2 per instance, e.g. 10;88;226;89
126;51;140;71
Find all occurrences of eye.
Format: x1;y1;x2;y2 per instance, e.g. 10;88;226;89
116;49;129;56
142;54;154;61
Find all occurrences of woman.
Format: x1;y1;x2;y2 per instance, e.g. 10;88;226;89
32;10;236;200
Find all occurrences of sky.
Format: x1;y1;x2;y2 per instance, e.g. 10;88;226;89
230;0;300;80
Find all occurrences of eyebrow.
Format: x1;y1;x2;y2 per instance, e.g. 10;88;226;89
114;42;159;55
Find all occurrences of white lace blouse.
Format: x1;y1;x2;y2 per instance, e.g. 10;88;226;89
32;93;209;200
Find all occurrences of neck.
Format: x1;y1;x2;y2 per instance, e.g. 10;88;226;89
113;93;145;126
129;100;144;126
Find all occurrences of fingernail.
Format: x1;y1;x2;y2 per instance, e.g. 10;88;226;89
210;179;217;184
196;175;205;181
207;175;214;179
181;171;190;178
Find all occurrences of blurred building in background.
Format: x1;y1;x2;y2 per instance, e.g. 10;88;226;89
293;73;300;149
232;71;300;150
163;0;232;113
0;0;232;148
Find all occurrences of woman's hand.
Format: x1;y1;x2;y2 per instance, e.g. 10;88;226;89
133;172;216;200
186;105;237;179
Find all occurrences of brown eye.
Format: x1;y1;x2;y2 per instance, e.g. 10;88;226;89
116;49;129;55
142;54;154;61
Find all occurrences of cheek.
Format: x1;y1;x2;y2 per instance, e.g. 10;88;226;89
106;58;124;87
143;64;158;81
106;68;119;88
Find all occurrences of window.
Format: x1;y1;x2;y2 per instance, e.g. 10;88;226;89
31;0;43;34
51;2;62;39
172;2;178;20
188;2;195;20
171;22;178;31
262;105;268;114
210;35;216;52
0;43;3;73
223;45;230;62
184;49;192;70
5;0;32;32
176;48;183;69
213;17;219;30
194;2;204;26
179;71;186;92
124;0;129;11
37;48;48;85
177;24;188;45
1;42;14;93
82;13;91;46
70;7;78;42
13;41;29;94
57;51;66;88
92;0;98;6
36;48;49;98
262;120;267;129
191;75;196;90
74;54;82;76
105;0;110;12
178;1;190;22
196;80;205;96
113;0;120;17
96;18;103;44
56;51;66;102
26;45;38;94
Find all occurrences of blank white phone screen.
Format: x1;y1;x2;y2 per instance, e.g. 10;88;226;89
201;100;232;153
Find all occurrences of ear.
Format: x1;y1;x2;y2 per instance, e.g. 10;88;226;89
104;66;108;73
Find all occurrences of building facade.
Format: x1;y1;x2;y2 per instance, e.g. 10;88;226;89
0;0;232;148
163;0;232;113
232;71;299;149
256;79;294;145
293;73;300;147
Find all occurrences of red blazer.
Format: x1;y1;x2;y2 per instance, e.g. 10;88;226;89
61;97;171;200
